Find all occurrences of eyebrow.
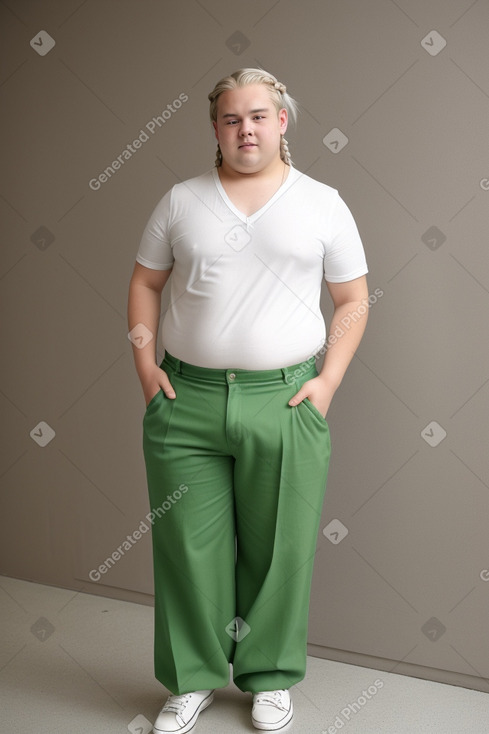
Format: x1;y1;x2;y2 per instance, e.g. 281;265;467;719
220;108;270;118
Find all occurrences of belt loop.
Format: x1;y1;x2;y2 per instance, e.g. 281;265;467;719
164;350;182;374
282;365;294;385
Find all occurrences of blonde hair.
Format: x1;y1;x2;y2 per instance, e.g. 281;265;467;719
208;68;299;167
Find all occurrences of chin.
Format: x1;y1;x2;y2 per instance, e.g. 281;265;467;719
229;157;261;171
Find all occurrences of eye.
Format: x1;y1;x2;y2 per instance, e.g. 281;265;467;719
253;115;264;120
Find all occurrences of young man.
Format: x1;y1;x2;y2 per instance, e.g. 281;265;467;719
128;69;368;733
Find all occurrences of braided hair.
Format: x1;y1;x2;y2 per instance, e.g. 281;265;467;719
208;68;299;167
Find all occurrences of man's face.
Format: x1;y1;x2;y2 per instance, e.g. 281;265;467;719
213;84;288;174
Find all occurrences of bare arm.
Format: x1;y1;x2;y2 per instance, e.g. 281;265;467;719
319;275;369;388
289;275;369;417
127;262;176;405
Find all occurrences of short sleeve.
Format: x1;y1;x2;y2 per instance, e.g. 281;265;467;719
135;189;174;270
323;193;368;283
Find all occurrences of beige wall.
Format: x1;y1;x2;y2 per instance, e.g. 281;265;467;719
1;0;488;693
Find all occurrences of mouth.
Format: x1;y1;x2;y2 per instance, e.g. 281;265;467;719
239;143;257;149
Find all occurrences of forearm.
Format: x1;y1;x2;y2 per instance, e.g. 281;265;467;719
127;280;162;379
319;301;368;390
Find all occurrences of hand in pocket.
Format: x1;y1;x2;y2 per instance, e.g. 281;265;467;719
142;365;176;407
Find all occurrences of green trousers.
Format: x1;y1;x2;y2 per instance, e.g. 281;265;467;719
142;351;331;695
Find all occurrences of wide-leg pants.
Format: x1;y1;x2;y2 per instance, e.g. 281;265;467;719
142;351;331;695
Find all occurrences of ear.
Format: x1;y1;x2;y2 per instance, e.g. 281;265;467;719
212;120;219;141
278;108;288;135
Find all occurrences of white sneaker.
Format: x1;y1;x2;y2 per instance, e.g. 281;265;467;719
251;689;293;730
153;689;214;733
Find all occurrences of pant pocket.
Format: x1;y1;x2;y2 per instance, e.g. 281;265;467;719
301;396;329;427
144;388;164;413
143;364;175;423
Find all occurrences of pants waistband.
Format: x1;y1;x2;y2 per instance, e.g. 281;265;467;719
162;351;317;385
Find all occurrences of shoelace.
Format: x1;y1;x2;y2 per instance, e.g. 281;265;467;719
161;693;190;715
254;690;287;710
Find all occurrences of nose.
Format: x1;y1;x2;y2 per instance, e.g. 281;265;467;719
239;118;253;137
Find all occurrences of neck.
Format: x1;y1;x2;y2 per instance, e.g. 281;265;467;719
219;157;287;182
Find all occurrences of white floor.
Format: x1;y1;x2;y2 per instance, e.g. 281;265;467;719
0;576;488;734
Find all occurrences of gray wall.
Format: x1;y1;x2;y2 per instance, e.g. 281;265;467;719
1;0;488;693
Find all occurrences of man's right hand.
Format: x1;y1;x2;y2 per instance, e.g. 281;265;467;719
142;365;176;407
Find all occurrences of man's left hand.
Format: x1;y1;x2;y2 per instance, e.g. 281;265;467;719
288;376;336;419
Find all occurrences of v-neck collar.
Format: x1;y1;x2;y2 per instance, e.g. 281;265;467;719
212;165;298;224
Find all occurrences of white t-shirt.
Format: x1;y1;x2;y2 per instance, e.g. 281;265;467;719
136;166;368;369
